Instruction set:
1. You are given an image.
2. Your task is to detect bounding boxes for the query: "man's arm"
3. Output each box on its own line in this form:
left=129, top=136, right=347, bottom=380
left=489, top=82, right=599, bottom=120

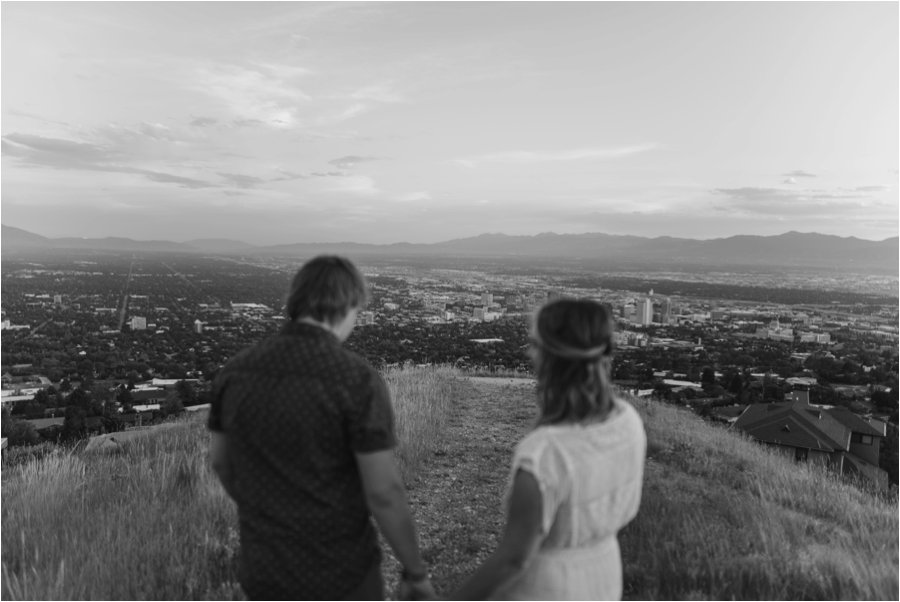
left=449, top=469, right=544, bottom=600
left=355, top=450, right=434, bottom=598
left=209, top=431, right=238, bottom=501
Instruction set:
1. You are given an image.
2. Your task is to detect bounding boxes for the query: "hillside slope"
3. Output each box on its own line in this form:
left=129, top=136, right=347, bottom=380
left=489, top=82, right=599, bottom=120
left=1, top=370, right=897, bottom=600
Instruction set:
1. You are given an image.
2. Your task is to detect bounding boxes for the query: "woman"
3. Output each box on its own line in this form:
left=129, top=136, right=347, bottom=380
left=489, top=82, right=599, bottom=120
left=452, top=298, right=646, bottom=601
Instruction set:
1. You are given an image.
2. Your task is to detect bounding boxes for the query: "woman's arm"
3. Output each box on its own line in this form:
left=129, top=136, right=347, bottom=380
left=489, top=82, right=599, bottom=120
left=450, top=468, right=545, bottom=600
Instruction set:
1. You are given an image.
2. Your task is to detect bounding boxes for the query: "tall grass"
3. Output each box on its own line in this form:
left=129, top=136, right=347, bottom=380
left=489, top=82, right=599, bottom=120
left=1, top=412, right=243, bottom=600
left=621, top=396, right=899, bottom=600
left=2, top=368, right=897, bottom=600
left=382, top=365, right=459, bottom=480
left=0, top=366, right=460, bottom=600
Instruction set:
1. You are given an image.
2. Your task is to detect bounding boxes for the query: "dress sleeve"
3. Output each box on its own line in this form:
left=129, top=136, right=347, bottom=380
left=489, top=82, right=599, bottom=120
left=347, top=368, right=397, bottom=453
left=511, top=431, right=567, bottom=535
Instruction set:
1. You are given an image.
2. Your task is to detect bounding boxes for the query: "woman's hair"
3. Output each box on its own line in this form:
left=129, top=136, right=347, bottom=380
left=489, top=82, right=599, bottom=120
left=532, top=298, right=616, bottom=425
left=285, top=255, right=368, bottom=323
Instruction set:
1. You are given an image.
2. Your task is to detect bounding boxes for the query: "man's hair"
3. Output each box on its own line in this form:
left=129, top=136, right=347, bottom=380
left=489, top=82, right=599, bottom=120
left=532, top=298, right=616, bottom=425
left=285, top=255, right=368, bottom=323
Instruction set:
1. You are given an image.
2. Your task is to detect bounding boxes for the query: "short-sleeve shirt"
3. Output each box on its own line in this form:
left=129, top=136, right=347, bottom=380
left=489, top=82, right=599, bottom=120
left=208, top=320, right=396, bottom=600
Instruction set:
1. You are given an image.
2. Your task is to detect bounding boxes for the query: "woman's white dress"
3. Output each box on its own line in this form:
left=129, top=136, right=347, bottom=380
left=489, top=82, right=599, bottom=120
left=492, top=398, right=647, bottom=601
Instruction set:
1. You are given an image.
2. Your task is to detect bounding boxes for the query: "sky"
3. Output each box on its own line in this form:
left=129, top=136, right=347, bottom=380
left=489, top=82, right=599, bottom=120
left=2, top=1, right=898, bottom=245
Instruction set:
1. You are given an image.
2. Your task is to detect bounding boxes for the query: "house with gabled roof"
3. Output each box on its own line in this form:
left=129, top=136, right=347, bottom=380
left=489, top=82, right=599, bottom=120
left=732, top=389, right=888, bottom=489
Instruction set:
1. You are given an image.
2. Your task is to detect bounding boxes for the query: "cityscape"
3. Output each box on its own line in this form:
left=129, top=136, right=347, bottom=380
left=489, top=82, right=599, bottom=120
left=2, top=246, right=897, bottom=487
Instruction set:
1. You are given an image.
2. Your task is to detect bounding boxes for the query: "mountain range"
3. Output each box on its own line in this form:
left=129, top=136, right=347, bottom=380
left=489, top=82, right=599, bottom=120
left=2, top=224, right=897, bottom=273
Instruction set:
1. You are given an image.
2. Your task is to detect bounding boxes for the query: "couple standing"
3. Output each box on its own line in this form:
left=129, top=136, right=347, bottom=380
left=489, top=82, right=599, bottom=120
left=209, top=256, right=646, bottom=601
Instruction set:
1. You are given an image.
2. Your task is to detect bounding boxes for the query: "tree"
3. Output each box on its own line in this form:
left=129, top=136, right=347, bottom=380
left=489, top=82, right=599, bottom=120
left=62, top=406, right=88, bottom=440
left=33, top=388, right=51, bottom=406
left=175, top=380, right=197, bottom=407
left=872, top=389, right=899, bottom=411
left=116, top=387, right=134, bottom=412
left=162, top=391, right=184, bottom=417
left=6, top=419, right=41, bottom=446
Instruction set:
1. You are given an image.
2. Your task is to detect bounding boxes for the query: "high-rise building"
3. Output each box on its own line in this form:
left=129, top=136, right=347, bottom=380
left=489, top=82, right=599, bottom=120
left=639, top=298, right=654, bottom=326
left=660, top=297, right=672, bottom=324
left=482, top=292, right=493, bottom=306
left=474, top=307, right=486, bottom=321
left=193, top=319, right=204, bottom=334
left=129, top=316, right=147, bottom=330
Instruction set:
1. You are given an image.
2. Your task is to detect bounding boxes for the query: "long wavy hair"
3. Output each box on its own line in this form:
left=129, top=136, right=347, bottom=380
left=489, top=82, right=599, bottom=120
left=532, top=298, right=616, bottom=426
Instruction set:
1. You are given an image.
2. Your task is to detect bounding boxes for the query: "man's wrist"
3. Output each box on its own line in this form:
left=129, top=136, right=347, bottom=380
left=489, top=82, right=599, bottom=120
left=401, top=566, right=429, bottom=583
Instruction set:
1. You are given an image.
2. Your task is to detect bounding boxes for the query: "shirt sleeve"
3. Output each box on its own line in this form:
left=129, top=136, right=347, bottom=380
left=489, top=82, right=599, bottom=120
left=207, top=372, right=226, bottom=433
left=511, top=432, right=567, bottom=535
left=347, top=368, right=396, bottom=453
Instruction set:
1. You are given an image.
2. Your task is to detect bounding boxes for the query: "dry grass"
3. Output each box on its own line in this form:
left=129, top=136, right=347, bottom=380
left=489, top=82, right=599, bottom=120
left=383, top=365, right=459, bottom=480
left=2, top=369, right=897, bottom=600
left=1, top=413, right=243, bottom=600
left=0, top=366, right=459, bottom=600
left=621, top=397, right=899, bottom=600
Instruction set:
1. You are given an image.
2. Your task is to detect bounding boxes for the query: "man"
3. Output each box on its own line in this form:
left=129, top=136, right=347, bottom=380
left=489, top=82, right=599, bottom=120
left=209, top=255, right=435, bottom=600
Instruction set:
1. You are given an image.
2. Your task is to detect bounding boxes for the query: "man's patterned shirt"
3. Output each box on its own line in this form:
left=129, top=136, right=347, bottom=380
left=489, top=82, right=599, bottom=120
left=209, top=320, right=396, bottom=599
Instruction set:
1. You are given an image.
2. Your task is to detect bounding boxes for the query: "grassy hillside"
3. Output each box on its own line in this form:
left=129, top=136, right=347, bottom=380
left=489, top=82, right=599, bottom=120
left=2, top=366, right=897, bottom=600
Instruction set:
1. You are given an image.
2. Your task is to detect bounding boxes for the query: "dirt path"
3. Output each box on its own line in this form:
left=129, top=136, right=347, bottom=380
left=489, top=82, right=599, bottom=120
left=382, top=377, right=537, bottom=597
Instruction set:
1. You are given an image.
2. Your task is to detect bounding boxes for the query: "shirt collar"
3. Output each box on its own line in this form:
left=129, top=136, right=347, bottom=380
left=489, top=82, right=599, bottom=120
left=280, top=319, right=339, bottom=343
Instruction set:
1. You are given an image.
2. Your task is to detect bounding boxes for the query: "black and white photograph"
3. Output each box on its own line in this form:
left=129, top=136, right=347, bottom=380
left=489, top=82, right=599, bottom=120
left=2, top=2, right=897, bottom=600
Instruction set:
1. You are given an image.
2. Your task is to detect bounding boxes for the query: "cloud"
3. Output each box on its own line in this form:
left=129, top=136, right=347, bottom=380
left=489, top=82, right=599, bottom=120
left=315, top=103, right=370, bottom=126
left=92, top=122, right=182, bottom=144
left=143, top=171, right=215, bottom=189
left=454, top=143, right=658, bottom=167
left=3, top=132, right=114, bottom=164
left=348, top=84, right=407, bottom=104
left=218, top=172, right=266, bottom=189
left=190, top=117, right=218, bottom=127
left=394, top=191, right=432, bottom=203
left=712, top=186, right=875, bottom=217
left=328, top=155, right=379, bottom=169
left=323, top=174, right=380, bottom=195
left=2, top=132, right=216, bottom=189
left=782, top=170, right=817, bottom=178
left=7, top=108, right=71, bottom=127
left=193, top=61, right=312, bottom=129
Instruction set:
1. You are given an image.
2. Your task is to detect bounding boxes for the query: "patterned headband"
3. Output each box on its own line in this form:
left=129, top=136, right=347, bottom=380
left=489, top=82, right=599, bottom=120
left=533, top=336, right=608, bottom=360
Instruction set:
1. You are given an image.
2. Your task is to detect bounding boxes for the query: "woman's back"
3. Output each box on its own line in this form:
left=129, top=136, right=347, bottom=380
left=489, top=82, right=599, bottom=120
left=495, top=397, right=646, bottom=600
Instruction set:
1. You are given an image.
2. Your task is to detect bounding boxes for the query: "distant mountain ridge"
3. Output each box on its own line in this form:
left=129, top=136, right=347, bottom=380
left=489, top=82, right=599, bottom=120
left=2, top=224, right=897, bottom=273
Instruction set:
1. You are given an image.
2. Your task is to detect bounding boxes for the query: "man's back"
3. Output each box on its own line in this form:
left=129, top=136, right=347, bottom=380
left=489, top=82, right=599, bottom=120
left=209, top=321, right=395, bottom=599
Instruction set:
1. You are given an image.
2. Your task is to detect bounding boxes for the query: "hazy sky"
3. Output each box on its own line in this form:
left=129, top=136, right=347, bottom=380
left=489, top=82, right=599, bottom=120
left=2, top=2, right=897, bottom=245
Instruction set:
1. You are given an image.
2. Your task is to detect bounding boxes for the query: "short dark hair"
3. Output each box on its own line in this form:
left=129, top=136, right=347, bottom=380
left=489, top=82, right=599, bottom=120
left=532, top=298, right=616, bottom=425
left=285, top=256, right=368, bottom=323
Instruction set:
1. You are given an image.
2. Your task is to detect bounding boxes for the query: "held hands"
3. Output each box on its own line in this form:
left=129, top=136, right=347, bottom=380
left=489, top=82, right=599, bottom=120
left=397, top=574, right=437, bottom=601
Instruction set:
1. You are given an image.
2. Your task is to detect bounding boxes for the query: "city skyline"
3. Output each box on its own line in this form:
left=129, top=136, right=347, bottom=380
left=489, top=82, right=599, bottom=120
left=2, top=2, right=898, bottom=245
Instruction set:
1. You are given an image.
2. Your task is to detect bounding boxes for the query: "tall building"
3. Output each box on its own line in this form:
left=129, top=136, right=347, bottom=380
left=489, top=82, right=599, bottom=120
left=639, top=298, right=654, bottom=326
left=660, top=297, right=672, bottom=324
left=193, top=319, right=204, bottom=334
left=129, top=316, right=147, bottom=331
left=482, top=292, right=493, bottom=306
left=474, top=307, right=486, bottom=321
